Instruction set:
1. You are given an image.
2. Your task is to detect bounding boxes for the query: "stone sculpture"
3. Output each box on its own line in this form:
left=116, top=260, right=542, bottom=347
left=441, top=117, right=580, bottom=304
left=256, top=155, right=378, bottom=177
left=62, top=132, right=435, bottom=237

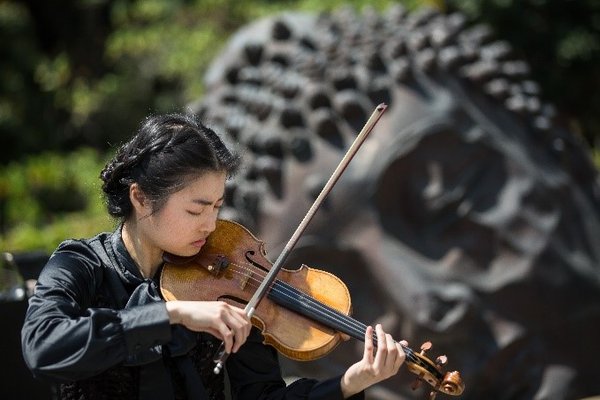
left=192, top=5, right=600, bottom=399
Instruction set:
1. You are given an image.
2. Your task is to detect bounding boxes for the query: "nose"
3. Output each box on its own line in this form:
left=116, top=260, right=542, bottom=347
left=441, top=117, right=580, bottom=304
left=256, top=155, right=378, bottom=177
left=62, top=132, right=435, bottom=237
left=202, top=211, right=218, bottom=235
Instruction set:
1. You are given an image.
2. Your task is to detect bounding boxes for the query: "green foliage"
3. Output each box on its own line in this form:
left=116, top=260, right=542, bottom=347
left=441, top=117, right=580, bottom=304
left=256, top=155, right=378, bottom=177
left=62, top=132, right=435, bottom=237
left=0, top=148, right=114, bottom=252
left=0, top=2, right=65, bottom=163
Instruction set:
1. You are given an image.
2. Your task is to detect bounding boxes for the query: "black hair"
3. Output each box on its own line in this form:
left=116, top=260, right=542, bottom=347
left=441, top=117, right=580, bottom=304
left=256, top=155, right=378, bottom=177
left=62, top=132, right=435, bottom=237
left=100, top=113, right=240, bottom=219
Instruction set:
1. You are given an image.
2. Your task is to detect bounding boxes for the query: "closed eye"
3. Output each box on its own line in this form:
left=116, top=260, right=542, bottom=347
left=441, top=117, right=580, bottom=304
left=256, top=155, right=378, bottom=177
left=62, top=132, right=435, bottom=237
left=188, top=203, right=223, bottom=216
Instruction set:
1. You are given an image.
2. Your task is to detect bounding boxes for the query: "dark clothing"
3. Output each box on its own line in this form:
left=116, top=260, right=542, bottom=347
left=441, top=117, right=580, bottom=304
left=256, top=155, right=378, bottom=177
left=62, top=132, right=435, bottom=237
left=21, top=227, right=363, bottom=400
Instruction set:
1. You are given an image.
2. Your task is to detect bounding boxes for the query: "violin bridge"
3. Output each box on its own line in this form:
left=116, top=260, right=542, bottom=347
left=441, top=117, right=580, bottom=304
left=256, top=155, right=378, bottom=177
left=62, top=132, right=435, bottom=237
left=238, top=270, right=253, bottom=291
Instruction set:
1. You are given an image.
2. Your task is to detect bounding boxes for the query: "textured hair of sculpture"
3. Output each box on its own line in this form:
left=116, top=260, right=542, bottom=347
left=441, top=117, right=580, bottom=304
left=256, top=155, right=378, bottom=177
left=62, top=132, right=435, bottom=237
left=192, top=5, right=600, bottom=399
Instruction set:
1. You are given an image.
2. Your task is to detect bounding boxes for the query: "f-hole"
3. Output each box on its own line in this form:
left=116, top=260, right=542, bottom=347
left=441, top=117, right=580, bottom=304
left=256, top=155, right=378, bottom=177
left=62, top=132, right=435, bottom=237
left=245, top=250, right=269, bottom=273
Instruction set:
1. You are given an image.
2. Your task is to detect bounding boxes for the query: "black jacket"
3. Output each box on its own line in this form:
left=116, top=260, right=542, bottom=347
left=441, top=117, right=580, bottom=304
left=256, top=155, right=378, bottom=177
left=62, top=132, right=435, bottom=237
left=21, top=227, right=363, bottom=400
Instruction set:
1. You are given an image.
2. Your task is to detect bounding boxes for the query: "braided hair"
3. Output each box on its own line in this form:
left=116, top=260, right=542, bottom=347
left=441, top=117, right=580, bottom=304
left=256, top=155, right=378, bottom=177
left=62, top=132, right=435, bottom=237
left=100, top=113, right=239, bottom=219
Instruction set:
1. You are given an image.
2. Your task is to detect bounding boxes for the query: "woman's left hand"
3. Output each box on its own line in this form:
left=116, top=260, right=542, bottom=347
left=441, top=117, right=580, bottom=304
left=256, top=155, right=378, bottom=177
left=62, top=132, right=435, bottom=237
left=340, top=324, right=406, bottom=398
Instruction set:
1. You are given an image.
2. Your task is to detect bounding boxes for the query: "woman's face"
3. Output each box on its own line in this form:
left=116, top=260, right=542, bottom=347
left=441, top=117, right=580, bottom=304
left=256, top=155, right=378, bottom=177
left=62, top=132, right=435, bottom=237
left=141, top=170, right=227, bottom=257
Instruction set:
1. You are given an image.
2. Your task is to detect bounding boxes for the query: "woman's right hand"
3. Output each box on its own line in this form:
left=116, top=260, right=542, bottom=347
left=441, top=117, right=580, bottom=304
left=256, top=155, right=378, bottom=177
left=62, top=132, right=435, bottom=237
left=165, top=300, right=252, bottom=354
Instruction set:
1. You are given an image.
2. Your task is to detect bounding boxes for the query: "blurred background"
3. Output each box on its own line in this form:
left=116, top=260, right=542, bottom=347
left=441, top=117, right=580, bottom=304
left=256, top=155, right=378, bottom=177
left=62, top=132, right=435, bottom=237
left=1, top=0, right=599, bottom=253
left=1, top=0, right=599, bottom=399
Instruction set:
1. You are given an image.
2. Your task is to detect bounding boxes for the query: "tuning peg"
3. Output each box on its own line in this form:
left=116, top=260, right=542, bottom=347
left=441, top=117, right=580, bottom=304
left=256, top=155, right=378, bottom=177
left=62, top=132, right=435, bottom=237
left=435, top=355, right=448, bottom=366
left=420, top=341, right=432, bottom=355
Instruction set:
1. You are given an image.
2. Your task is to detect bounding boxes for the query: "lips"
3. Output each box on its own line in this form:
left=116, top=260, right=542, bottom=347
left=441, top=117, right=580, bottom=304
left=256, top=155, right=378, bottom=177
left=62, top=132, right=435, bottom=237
left=191, top=239, right=206, bottom=248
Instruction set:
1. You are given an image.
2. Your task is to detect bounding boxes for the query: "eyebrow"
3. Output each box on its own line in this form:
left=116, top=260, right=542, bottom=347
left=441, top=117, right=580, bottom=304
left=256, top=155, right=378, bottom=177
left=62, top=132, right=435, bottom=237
left=191, top=195, right=224, bottom=206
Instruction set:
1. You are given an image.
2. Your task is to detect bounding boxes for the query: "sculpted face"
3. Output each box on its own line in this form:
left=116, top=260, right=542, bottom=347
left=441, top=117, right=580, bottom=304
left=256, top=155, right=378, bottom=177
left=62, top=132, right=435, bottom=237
left=197, top=7, right=600, bottom=399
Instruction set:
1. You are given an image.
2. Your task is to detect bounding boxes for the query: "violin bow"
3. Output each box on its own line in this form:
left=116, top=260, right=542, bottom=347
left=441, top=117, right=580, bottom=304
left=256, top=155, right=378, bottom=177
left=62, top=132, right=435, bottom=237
left=213, top=103, right=388, bottom=374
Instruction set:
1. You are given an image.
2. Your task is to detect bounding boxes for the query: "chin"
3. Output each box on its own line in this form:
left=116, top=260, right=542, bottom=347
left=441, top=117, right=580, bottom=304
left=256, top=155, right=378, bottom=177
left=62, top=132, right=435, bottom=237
left=185, top=246, right=204, bottom=256
left=166, top=247, right=201, bottom=259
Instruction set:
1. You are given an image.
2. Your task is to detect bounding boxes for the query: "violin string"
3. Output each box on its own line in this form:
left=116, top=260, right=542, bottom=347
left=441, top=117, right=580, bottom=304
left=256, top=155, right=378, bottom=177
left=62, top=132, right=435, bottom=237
left=219, top=261, right=422, bottom=365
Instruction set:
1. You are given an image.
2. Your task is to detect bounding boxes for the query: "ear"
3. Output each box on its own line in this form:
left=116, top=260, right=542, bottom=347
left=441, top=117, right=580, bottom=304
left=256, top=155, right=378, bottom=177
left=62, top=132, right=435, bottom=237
left=129, top=183, right=150, bottom=215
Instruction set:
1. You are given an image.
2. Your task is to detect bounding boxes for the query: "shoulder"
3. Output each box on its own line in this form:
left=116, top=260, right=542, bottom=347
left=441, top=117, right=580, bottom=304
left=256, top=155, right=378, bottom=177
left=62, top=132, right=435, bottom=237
left=38, top=232, right=113, bottom=288
left=55, top=231, right=107, bottom=255
left=50, top=232, right=111, bottom=267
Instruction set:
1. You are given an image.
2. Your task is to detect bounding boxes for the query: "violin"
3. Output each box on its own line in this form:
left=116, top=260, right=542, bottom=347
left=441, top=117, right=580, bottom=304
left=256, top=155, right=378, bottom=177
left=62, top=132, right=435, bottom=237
left=160, top=219, right=465, bottom=399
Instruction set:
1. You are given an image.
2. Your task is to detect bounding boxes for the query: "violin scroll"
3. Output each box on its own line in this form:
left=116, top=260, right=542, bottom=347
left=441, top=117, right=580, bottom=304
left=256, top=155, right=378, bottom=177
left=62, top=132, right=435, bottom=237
left=439, top=371, right=465, bottom=395
left=404, top=341, right=465, bottom=399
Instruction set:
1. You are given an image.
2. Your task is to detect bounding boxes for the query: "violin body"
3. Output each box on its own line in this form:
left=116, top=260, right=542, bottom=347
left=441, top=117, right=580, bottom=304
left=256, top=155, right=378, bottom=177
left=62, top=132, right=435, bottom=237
left=160, top=219, right=352, bottom=361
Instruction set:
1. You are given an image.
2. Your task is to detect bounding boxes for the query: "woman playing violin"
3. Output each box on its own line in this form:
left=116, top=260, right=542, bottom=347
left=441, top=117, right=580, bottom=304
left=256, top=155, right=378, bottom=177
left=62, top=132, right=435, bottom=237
left=21, top=113, right=405, bottom=400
